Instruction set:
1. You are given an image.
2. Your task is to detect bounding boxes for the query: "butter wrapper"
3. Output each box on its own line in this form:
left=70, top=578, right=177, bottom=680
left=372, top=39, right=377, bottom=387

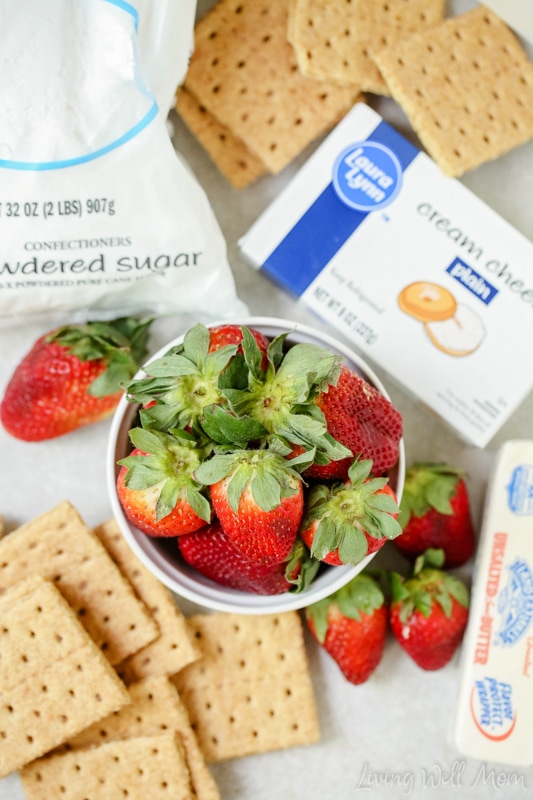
left=453, top=440, right=533, bottom=766
left=239, top=103, right=533, bottom=447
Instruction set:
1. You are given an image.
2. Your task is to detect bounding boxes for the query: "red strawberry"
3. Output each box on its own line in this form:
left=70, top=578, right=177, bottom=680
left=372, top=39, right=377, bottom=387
left=306, top=573, right=388, bottom=685
left=305, top=365, right=403, bottom=481
left=117, top=427, right=211, bottom=537
left=124, top=322, right=241, bottom=433
left=395, top=463, right=476, bottom=567
left=178, top=522, right=318, bottom=594
left=208, top=324, right=270, bottom=369
left=300, top=457, right=402, bottom=566
left=194, top=449, right=306, bottom=565
left=221, top=335, right=353, bottom=466
left=389, top=549, right=470, bottom=671
left=1, top=316, right=153, bottom=441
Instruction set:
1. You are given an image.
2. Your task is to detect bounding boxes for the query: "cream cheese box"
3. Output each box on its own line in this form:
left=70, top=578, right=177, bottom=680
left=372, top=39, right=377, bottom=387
left=239, top=103, right=533, bottom=447
left=453, top=440, right=533, bottom=766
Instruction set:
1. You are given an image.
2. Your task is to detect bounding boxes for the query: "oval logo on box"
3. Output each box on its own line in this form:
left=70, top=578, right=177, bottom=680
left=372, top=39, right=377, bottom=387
left=332, top=140, right=403, bottom=212
left=469, top=677, right=517, bottom=741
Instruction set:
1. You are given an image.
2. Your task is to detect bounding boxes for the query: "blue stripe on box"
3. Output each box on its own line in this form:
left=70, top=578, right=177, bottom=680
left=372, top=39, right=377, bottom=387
left=261, top=119, right=419, bottom=296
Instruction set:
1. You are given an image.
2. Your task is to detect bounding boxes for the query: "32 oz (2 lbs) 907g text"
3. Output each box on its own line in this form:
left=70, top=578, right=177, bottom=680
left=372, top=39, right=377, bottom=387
left=0, top=198, right=116, bottom=219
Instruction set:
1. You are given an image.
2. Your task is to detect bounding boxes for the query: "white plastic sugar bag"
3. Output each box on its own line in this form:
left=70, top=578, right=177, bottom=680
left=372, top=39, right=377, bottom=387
left=0, top=0, right=247, bottom=324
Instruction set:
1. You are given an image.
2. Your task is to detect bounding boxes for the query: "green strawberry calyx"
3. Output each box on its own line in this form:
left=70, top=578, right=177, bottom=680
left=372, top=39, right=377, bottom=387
left=48, top=316, right=154, bottom=397
left=118, top=426, right=212, bottom=523
left=306, top=572, right=385, bottom=643
left=123, top=322, right=239, bottom=431
left=284, top=539, right=320, bottom=593
left=399, top=462, right=466, bottom=528
left=194, top=448, right=307, bottom=513
left=390, top=548, right=470, bottom=624
left=302, top=457, right=402, bottom=565
left=221, top=331, right=352, bottom=464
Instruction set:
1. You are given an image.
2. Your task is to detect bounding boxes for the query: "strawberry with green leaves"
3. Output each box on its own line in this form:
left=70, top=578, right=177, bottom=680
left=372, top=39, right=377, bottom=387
left=207, top=323, right=270, bottom=369
left=305, top=365, right=403, bottom=481
left=306, top=573, right=388, bottom=685
left=123, top=322, right=243, bottom=433
left=300, top=458, right=402, bottom=566
left=194, top=448, right=310, bottom=565
left=220, top=328, right=353, bottom=467
left=395, top=463, right=476, bottom=567
left=1, top=316, right=153, bottom=441
left=178, top=522, right=319, bottom=595
left=117, top=427, right=212, bottom=537
left=389, top=549, right=470, bottom=671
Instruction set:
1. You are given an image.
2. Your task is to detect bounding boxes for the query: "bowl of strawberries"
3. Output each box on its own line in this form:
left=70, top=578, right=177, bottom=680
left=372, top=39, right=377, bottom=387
left=107, top=317, right=405, bottom=613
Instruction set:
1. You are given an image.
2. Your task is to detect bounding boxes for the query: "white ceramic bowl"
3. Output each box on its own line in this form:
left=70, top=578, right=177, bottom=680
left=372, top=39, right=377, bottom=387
left=107, top=317, right=405, bottom=614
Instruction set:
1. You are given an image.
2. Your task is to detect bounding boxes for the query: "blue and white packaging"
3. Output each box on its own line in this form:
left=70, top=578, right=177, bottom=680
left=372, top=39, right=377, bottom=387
left=453, top=440, right=533, bottom=766
left=239, top=103, right=533, bottom=448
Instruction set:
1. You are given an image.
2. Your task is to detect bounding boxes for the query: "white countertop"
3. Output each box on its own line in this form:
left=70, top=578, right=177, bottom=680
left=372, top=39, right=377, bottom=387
left=1, top=0, right=533, bottom=797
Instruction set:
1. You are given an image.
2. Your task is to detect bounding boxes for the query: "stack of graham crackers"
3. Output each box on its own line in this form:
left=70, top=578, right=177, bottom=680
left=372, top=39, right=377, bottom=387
left=176, top=0, right=533, bottom=186
left=0, top=502, right=320, bottom=800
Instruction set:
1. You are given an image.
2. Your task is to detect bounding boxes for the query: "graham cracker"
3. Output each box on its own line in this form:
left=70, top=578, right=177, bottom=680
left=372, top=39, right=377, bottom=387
left=373, top=6, right=533, bottom=176
left=0, top=502, right=158, bottom=665
left=176, top=85, right=267, bottom=188
left=183, top=0, right=360, bottom=174
left=93, top=518, right=200, bottom=682
left=0, top=576, right=129, bottom=778
left=67, top=676, right=220, bottom=800
left=172, top=611, right=320, bottom=762
left=288, top=0, right=445, bottom=94
left=21, top=734, right=193, bottom=800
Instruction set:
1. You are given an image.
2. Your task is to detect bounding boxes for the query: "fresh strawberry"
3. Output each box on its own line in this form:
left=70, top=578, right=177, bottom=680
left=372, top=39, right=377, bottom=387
left=300, top=458, right=402, bottom=566
left=194, top=449, right=308, bottom=565
left=306, top=573, right=388, bottom=685
left=395, top=463, right=476, bottom=567
left=178, top=522, right=318, bottom=594
left=389, top=549, right=470, bottom=671
left=116, top=427, right=211, bottom=537
left=207, top=324, right=270, bottom=369
left=305, top=365, right=403, bottom=481
left=220, top=331, right=353, bottom=466
left=124, top=322, right=242, bottom=433
left=1, top=316, right=153, bottom=441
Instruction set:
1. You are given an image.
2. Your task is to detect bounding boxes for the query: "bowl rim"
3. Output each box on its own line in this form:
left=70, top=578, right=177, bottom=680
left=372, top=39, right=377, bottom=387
left=106, top=316, right=405, bottom=614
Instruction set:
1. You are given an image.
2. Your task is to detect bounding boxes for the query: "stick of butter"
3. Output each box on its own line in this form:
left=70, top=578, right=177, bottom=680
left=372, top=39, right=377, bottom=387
left=453, top=440, right=533, bottom=765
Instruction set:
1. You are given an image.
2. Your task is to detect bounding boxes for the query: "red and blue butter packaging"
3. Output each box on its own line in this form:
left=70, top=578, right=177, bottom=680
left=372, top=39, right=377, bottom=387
left=453, top=440, right=533, bottom=765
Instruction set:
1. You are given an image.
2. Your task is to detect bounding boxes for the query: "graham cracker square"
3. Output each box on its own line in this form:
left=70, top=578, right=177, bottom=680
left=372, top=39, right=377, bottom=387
left=373, top=5, right=533, bottom=176
left=66, top=675, right=220, bottom=800
left=0, top=576, right=129, bottom=778
left=172, top=611, right=320, bottom=761
left=0, top=502, right=158, bottom=665
left=176, top=85, right=267, bottom=188
left=93, top=518, right=200, bottom=682
left=183, top=0, right=360, bottom=174
left=20, top=734, right=193, bottom=800
left=288, top=0, right=445, bottom=94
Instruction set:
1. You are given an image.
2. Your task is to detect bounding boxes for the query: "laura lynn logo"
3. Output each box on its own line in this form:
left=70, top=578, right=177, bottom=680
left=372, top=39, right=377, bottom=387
left=332, top=140, right=403, bottom=212
left=355, top=759, right=528, bottom=795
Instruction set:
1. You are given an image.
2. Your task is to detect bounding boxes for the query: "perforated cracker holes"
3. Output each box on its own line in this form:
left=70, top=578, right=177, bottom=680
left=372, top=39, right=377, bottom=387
left=0, top=502, right=158, bottom=665
left=374, top=6, right=533, bottom=176
left=288, top=0, right=445, bottom=94
left=0, top=577, right=129, bottom=778
left=183, top=0, right=359, bottom=173
left=173, top=612, right=320, bottom=761
left=20, top=734, right=193, bottom=800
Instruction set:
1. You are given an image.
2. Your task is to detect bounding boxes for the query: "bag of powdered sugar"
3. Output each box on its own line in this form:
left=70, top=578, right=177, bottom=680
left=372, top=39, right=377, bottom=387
left=0, top=0, right=247, bottom=324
